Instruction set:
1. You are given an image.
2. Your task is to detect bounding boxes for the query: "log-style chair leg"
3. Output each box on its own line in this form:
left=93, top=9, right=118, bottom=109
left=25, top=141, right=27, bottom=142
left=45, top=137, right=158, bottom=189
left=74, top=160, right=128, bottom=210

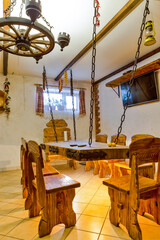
left=29, top=186, right=41, bottom=218
left=39, top=218, right=52, bottom=238
left=157, top=189, right=160, bottom=224
left=23, top=186, right=28, bottom=198
left=93, top=161, right=100, bottom=175
left=68, top=160, right=77, bottom=169
left=85, top=161, right=94, bottom=171
left=62, top=189, right=76, bottom=227
left=25, top=192, right=32, bottom=210
left=99, top=161, right=110, bottom=178
left=108, top=188, right=120, bottom=227
left=128, top=205, right=142, bottom=240
left=38, top=189, right=76, bottom=238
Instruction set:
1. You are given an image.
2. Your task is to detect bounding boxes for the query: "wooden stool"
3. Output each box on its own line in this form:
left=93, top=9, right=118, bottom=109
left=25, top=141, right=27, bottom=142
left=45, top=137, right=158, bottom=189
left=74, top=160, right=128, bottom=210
left=85, top=133, right=108, bottom=173
left=103, top=137, right=160, bottom=240
left=28, top=140, right=80, bottom=238
left=114, top=134, right=155, bottom=179
left=99, top=134, right=126, bottom=178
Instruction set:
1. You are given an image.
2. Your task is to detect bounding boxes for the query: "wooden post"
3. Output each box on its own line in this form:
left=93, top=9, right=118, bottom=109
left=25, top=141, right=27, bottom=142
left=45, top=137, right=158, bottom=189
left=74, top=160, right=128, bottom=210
left=3, top=0, right=10, bottom=76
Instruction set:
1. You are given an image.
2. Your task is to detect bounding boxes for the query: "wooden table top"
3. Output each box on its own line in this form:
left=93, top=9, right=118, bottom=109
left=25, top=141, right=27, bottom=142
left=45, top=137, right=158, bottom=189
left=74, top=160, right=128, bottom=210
left=41, top=140, right=129, bottom=161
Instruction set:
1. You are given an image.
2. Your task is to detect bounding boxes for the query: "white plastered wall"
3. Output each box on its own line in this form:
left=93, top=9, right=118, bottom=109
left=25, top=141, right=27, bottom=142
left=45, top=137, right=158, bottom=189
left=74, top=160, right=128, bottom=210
left=0, top=74, right=92, bottom=171
left=99, top=53, right=160, bottom=146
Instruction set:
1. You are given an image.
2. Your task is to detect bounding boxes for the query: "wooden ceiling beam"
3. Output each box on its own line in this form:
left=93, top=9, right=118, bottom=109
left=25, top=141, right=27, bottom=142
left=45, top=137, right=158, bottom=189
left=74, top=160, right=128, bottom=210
left=3, top=0, right=10, bottom=76
left=95, top=46, right=160, bottom=85
left=55, top=0, right=143, bottom=81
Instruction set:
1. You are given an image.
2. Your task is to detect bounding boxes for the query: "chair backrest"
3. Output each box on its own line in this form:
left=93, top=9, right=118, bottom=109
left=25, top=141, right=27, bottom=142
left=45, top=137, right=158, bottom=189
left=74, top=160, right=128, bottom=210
left=131, top=134, right=154, bottom=143
left=129, top=137, right=160, bottom=170
left=21, top=138, right=29, bottom=185
left=96, top=133, right=108, bottom=143
left=28, top=140, right=46, bottom=204
left=111, top=134, right=126, bottom=146
left=28, top=140, right=44, bottom=168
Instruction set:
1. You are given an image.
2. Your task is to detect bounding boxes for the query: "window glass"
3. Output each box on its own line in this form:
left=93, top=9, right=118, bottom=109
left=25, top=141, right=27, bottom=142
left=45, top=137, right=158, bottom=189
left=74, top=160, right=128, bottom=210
left=43, top=87, right=79, bottom=113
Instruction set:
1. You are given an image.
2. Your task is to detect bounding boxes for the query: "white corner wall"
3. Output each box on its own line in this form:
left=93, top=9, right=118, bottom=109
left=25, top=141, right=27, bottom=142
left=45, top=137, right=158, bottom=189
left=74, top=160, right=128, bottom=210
left=99, top=53, right=160, bottom=146
left=0, top=74, right=91, bottom=171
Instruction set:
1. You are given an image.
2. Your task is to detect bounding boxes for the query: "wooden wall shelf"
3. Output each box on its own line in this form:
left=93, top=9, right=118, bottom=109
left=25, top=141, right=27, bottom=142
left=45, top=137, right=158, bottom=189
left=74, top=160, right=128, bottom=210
left=106, top=59, right=160, bottom=88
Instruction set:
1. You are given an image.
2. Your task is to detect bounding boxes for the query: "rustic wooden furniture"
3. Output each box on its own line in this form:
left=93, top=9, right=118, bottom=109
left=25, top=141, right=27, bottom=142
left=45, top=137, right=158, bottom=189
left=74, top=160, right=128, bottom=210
left=43, top=119, right=71, bottom=143
left=85, top=133, right=108, bottom=172
left=103, top=137, right=160, bottom=240
left=20, top=138, right=28, bottom=198
left=99, top=134, right=127, bottom=178
left=21, top=138, right=59, bottom=208
left=27, top=140, right=80, bottom=238
left=41, top=140, right=129, bottom=161
left=114, top=134, right=155, bottom=179
left=44, top=119, right=76, bottom=169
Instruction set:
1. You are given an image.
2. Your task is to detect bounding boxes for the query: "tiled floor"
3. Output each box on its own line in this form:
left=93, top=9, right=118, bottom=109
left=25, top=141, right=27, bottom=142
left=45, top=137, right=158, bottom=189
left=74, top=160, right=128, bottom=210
left=0, top=162, right=160, bottom=240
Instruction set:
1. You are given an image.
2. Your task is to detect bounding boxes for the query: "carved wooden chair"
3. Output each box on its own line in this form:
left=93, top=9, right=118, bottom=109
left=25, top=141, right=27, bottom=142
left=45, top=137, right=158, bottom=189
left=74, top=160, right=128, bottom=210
left=99, top=134, right=126, bottom=178
left=21, top=138, right=59, bottom=209
left=20, top=138, right=28, bottom=198
left=85, top=133, right=108, bottom=172
left=27, top=140, right=80, bottom=238
left=103, top=137, right=160, bottom=240
left=114, top=134, right=155, bottom=179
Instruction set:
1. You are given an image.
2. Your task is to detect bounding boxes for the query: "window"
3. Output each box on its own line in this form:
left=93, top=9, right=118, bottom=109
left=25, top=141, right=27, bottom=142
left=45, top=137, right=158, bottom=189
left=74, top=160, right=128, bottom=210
left=43, top=87, right=80, bottom=113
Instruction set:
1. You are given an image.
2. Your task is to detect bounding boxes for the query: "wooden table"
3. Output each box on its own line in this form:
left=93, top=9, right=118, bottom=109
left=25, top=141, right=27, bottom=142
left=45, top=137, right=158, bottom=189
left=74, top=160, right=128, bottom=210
left=41, top=140, right=129, bottom=162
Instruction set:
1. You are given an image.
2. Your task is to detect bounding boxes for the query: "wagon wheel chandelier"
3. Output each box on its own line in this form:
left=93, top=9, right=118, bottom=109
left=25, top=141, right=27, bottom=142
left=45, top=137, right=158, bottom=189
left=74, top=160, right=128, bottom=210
left=0, top=0, right=70, bottom=63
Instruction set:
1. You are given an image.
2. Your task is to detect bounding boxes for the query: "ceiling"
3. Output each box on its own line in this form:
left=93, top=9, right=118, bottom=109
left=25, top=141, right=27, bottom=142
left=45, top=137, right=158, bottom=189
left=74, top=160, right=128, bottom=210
left=0, top=0, right=160, bottom=82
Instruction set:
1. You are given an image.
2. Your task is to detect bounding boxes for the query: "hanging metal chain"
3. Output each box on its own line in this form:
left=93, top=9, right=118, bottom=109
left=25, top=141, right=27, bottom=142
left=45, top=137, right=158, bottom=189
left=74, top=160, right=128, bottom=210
left=3, top=0, right=17, bottom=17
left=41, top=15, right=53, bottom=32
left=43, top=66, right=58, bottom=142
left=88, top=0, right=97, bottom=147
left=70, top=69, right=77, bottom=141
left=19, top=0, right=25, bottom=18
left=115, top=0, right=150, bottom=144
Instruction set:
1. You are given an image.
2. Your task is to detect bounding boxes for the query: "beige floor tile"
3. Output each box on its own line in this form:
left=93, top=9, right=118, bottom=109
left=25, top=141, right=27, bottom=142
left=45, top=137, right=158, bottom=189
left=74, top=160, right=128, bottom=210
left=31, top=215, right=42, bottom=222
left=7, top=219, right=39, bottom=240
left=76, top=213, right=81, bottom=221
left=1, top=236, right=22, bottom=240
left=32, top=225, right=72, bottom=240
left=5, top=197, right=25, bottom=207
left=66, top=229, right=99, bottom=240
left=140, top=223, right=160, bottom=240
left=7, top=206, right=29, bottom=219
left=101, top=219, right=131, bottom=240
left=90, top=195, right=110, bottom=206
left=0, top=186, right=21, bottom=194
left=95, top=189, right=109, bottom=197
left=83, top=204, right=109, bottom=218
left=74, top=193, right=93, bottom=203
left=73, top=202, right=87, bottom=214
left=0, top=192, right=20, bottom=202
left=99, top=235, right=123, bottom=240
left=75, top=214, right=105, bottom=233
left=138, top=213, right=159, bottom=226
left=0, top=215, right=23, bottom=235
left=0, top=202, right=19, bottom=215
left=77, top=188, right=97, bottom=196
left=99, top=185, right=109, bottom=191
